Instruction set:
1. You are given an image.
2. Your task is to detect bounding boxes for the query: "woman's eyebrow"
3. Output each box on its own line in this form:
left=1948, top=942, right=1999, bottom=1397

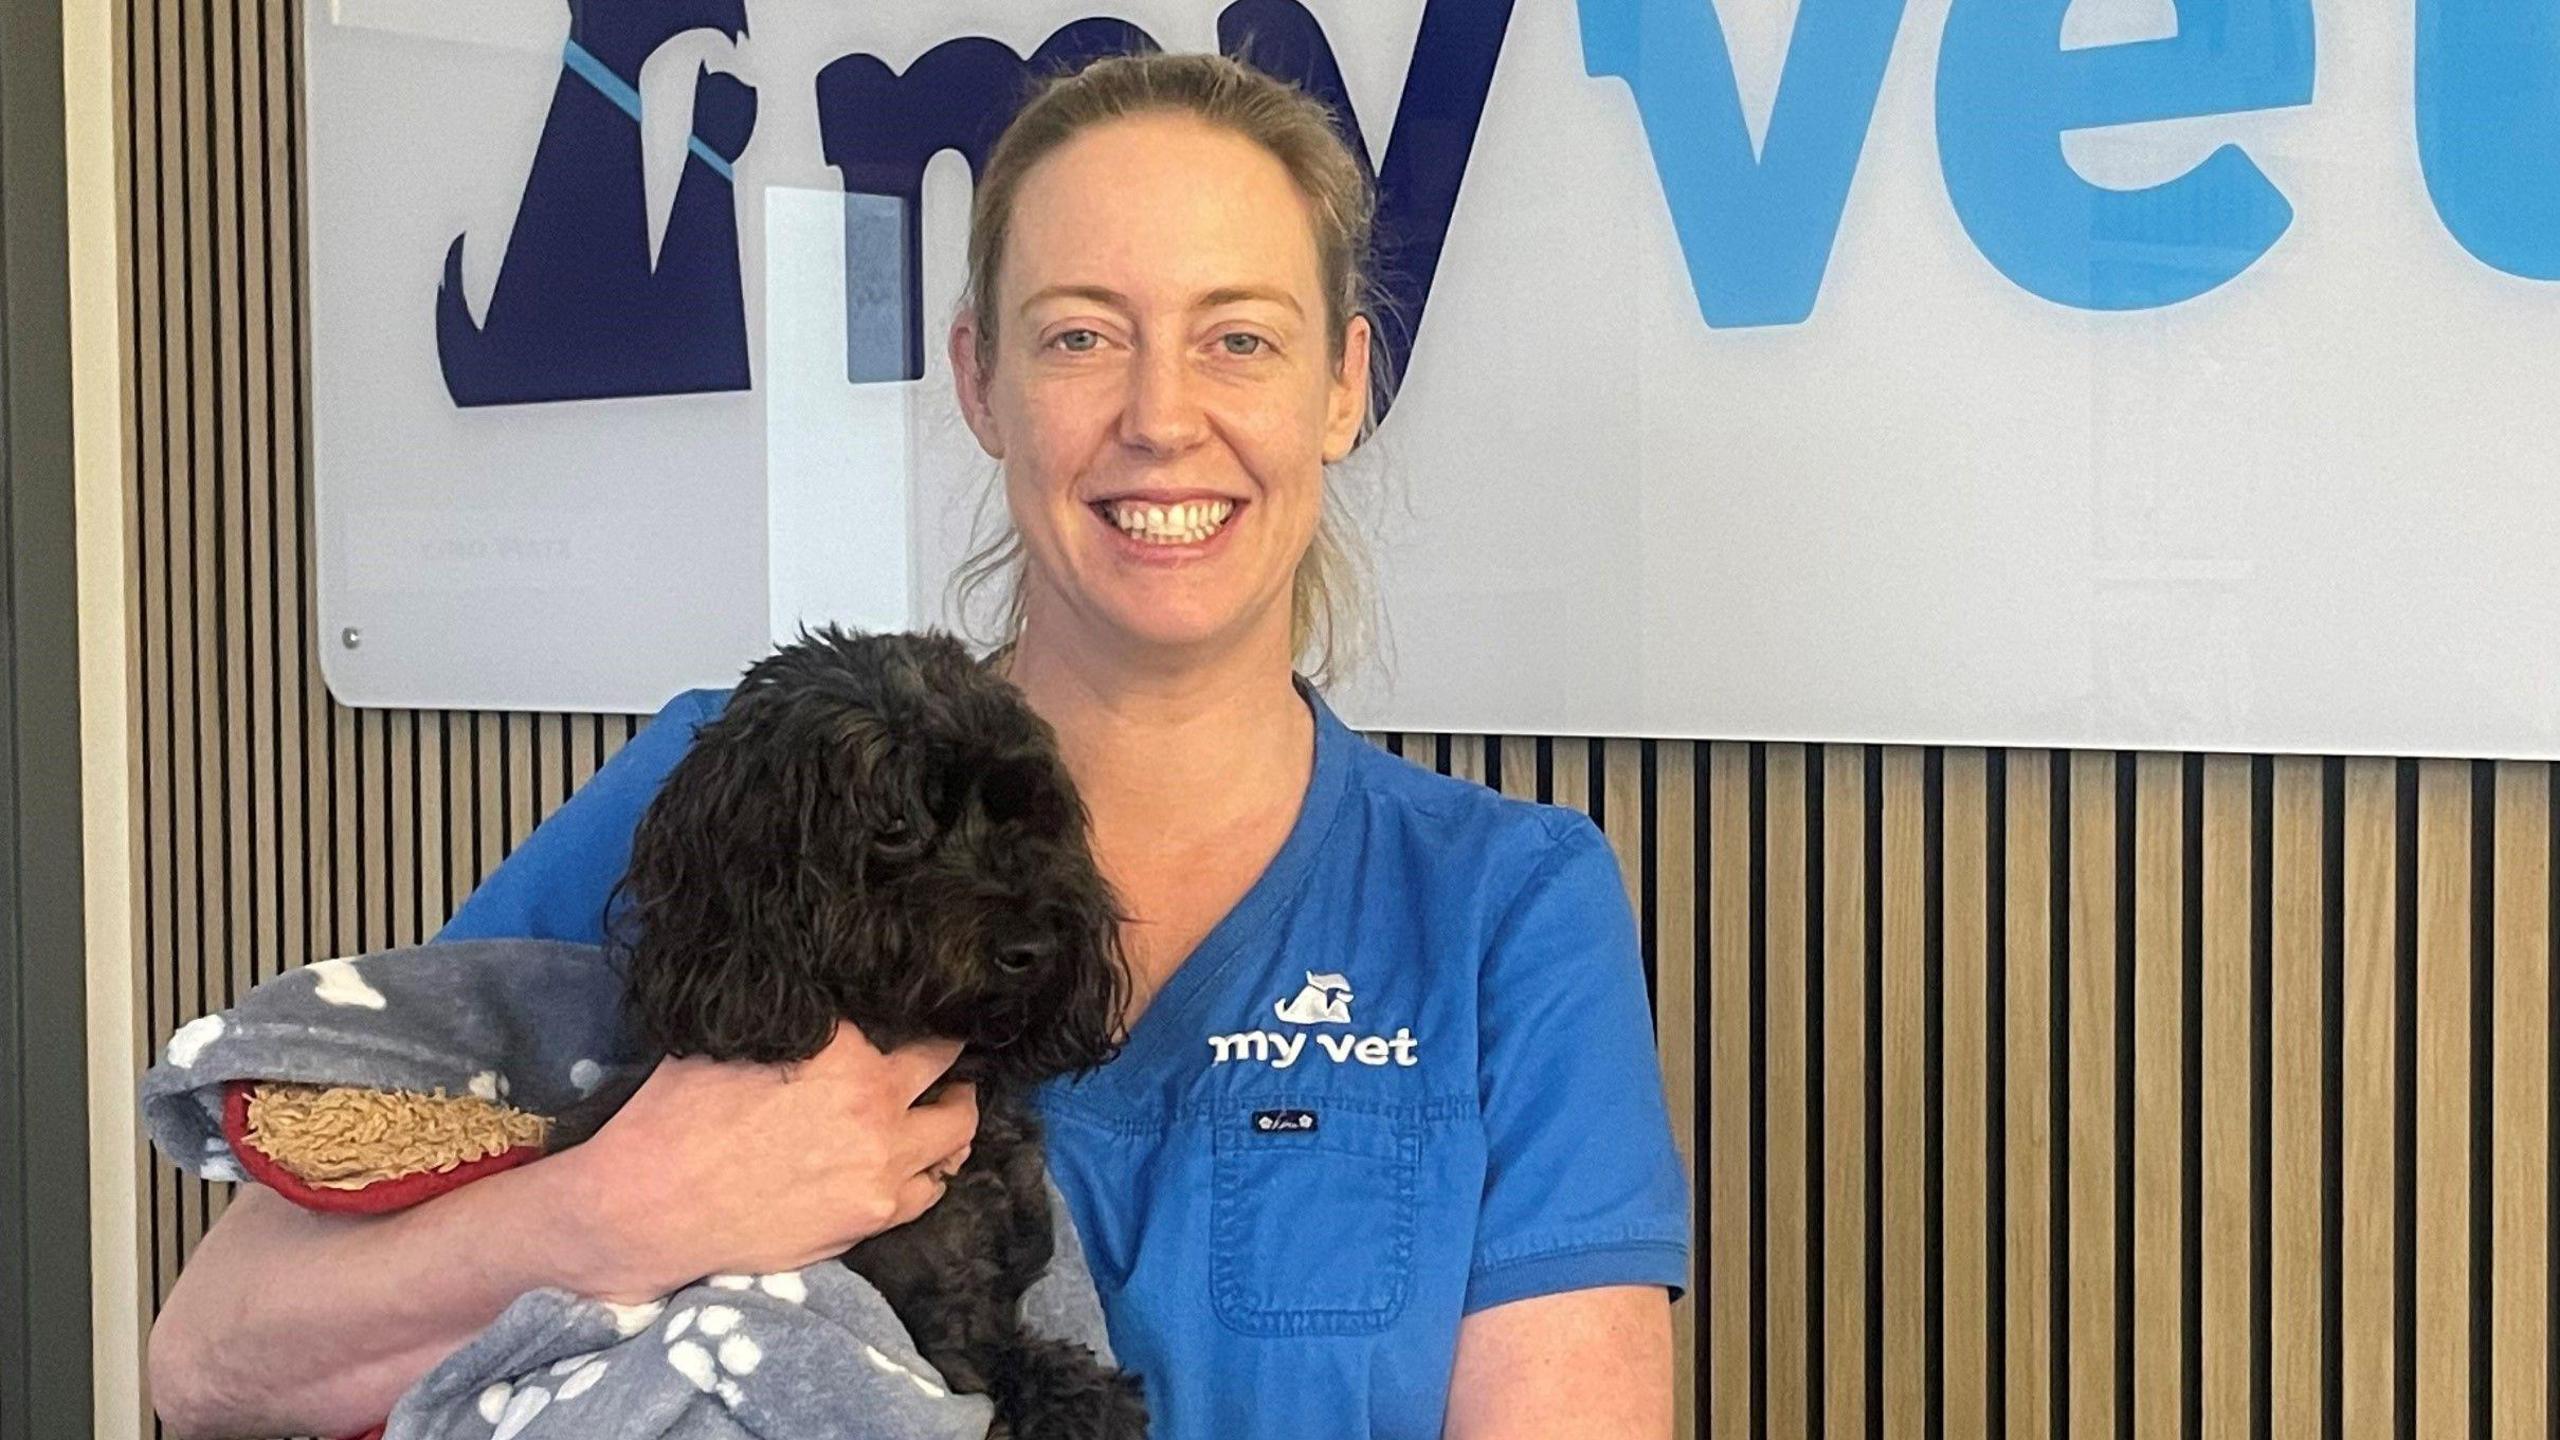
left=1018, top=283, right=1132, bottom=315
left=1196, top=286, right=1302, bottom=315
left=1016, top=284, right=1303, bottom=316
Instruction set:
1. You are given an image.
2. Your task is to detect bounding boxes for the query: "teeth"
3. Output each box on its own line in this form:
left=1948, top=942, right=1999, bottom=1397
left=1103, top=499, right=1236, bottom=545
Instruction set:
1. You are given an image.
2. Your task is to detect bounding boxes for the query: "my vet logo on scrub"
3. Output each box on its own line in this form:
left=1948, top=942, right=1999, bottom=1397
left=1208, top=971, right=1421, bottom=1070
left=1272, top=971, right=1354, bottom=1026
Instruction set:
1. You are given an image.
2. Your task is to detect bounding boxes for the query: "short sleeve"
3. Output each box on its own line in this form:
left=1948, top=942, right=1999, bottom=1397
left=437, top=688, right=727, bottom=946
left=1465, top=816, right=1691, bottom=1313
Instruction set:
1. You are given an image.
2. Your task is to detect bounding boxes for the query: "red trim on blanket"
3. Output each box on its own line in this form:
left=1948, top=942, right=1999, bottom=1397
left=219, top=1081, right=545, bottom=1215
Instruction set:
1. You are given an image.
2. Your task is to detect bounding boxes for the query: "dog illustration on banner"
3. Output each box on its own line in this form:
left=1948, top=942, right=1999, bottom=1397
left=431, top=0, right=1514, bottom=411
left=1273, top=972, right=1354, bottom=1026
left=435, top=0, right=760, bottom=406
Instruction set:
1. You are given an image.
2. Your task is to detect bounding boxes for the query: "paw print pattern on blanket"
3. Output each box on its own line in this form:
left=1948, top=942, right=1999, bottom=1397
left=664, top=1300, right=762, bottom=1409
left=469, top=1349, right=614, bottom=1436
left=305, top=956, right=388, bottom=1008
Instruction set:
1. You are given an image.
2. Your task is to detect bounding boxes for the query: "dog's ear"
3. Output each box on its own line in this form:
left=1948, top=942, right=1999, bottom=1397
left=615, top=723, right=855, bottom=1064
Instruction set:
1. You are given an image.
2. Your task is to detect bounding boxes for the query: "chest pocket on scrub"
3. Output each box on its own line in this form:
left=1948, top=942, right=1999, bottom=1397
left=1210, top=1099, right=1420, bottom=1336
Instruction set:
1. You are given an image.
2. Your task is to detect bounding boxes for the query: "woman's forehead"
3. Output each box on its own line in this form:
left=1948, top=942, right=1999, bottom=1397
left=1001, top=114, right=1324, bottom=309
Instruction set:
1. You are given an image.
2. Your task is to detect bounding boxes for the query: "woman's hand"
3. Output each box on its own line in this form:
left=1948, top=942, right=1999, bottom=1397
left=559, top=1022, right=980, bottom=1302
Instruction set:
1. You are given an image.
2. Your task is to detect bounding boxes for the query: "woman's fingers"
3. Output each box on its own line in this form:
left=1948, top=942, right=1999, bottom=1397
left=872, top=1032, right=966, bottom=1103
left=892, top=1081, right=979, bottom=1173
left=888, top=1169, right=953, bottom=1230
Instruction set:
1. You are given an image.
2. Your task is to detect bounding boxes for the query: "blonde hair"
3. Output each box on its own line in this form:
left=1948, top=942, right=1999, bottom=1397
left=948, top=50, right=1390, bottom=686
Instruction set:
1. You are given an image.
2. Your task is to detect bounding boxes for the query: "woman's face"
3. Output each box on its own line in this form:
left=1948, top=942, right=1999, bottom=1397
left=952, top=113, right=1371, bottom=669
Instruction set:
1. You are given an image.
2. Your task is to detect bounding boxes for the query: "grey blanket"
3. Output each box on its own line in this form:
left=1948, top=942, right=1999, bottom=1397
left=140, top=939, right=1114, bottom=1440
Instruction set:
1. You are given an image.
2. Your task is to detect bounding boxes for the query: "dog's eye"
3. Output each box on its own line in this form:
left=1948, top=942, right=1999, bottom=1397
left=875, top=815, right=912, bottom=842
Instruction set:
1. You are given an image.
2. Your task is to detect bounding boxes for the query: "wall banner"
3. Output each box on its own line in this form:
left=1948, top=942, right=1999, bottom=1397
left=311, top=0, right=2560, bottom=756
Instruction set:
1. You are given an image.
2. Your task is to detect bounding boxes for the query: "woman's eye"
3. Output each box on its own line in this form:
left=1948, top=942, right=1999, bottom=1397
left=1219, top=333, right=1267, bottom=357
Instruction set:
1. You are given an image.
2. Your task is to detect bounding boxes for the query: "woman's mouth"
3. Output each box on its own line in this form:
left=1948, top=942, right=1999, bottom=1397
left=1092, top=497, right=1239, bottom=547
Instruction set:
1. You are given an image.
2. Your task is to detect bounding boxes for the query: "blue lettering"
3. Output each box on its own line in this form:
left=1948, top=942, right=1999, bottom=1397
left=1576, top=0, right=1910, bottom=328
left=1935, top=0, right=2315, bottom=311
left=1220, top=0, right=1518, bottom=403
left=814, top=19, right=1157, bottom=386
left=814, top=0, right=1514, bottom=415
left=2417, top=0, right=2560, bottom=280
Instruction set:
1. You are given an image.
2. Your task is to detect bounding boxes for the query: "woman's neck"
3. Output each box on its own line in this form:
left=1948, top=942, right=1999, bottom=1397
left=1003, top=619, right=1313, bottom=836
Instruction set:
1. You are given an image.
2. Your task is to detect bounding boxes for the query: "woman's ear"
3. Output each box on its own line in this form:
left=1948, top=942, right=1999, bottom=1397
left=1323, top=313, right=1373, bottom=463
left=950, top=317, right=1007, bottom=460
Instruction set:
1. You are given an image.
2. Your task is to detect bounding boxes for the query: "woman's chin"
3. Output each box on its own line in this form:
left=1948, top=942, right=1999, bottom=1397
left=1085, top=594, right=1274, bottom=663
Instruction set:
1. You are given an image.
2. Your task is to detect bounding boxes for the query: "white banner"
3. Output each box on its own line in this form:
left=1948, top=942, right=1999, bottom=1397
left=310, top=0, right=2560, bottom=757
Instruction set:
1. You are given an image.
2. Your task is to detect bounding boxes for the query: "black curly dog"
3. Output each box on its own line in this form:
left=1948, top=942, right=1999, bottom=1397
left=613, top=627, right=1148, bottom=1439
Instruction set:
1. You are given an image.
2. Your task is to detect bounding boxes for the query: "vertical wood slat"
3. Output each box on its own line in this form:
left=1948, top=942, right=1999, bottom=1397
left=2270, top=756, right=2326, bottom=1439
left=2200, top=756, right=2253, bottom=1438
left=475, top=711, right=505, bottom=897
left=2068, top=751, right=2120, bottom=1440
left=1824, top=744, right=1870, bottom=1440
left=1941, top=749, right=1991, bottom=1440
left=2491, top=764, right=2551, bottom=1440
left=1605, top=740, right=1643, bottom=931
left=174, top=0, right=215, bottom=1268
left=2134, top=752, right=2182, bottom=1439
left=1445, top=734, right=1485, bottom=787
left=2004, top=752, right=2055, bottom=1440
left=1764, top=745, right=1810, bottom=1440
left=211, top=0, right=251, bottom=1048
left=1654, top=742, right=1699, bottom=1440
left=257, top=0, right=305, bottom=991
left=233, top=0, right=279, bottom=1003
left=135, top=0, right=178, bottom=1323
left=2416, top=761, right=2471, bottom=1438
left=2343, top=757, right=2398, bottom=1440
left=1498, top=735, right=1537, bottom=806
left=388, top=710, right=416, bottom=947
left=1708, top=742, right=1750, bottom=1440
left=1883, top=747, right=1926, bottom=1440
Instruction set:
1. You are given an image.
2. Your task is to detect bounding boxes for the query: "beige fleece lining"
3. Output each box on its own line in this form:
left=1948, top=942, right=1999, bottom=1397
left=243, top=1082, right=551, bottom=1190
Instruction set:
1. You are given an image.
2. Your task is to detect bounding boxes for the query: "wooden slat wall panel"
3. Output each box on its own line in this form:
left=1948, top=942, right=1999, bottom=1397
left=2069, top=750, right=2120, bottom=1440
left=2343, top=759, right=2399, bottom=1440
left=2271, top=756, right=2326, bottom=1439
left=2418, top=762, right=2472, bottom=1439
left=2493, top=765, right=2552, bottom=1440
left=1823, top=744, right=1872, bottom=1440
left=1707, top=742, right=1750, bottom=1440
left=120, top=8, right=2560, bottom=1437
left=1882, top=748, right=1927, bottom=1440
left=2134, top=751, right=2181, bottom=1438
left=2200, top=756, right=2251, bottom=1440
left=1653, top=741, right=1699, bottom=1437
left=1941, top=749, right=1990, bottom=1440
left=2004, top=751, right=2055, bottom=1440
left=1765, top=745, right=1811, bottom=1440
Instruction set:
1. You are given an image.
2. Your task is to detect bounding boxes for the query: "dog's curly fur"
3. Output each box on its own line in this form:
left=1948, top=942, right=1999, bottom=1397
left=614, top=627, right=1148, bottom=1439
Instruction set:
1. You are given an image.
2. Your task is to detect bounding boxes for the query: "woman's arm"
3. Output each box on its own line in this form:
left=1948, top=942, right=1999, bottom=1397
left=151, top=1025, right=978, bottom=1438
left=1443, top=1286, right=1673, bottom=1438
left=150, top=1151, right=611, bottom=1438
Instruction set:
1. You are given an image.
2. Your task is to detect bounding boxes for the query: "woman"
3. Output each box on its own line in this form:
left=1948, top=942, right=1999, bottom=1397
left=151, top=52, right=1686, bottom=1439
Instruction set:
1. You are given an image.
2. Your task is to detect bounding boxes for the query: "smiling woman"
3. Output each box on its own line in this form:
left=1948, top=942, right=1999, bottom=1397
left=148, top=50, right=1685, bottom=1440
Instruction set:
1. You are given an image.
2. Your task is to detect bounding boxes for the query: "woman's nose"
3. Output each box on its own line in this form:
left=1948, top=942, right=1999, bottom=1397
left=1117, top=346, right=1208, bottom=455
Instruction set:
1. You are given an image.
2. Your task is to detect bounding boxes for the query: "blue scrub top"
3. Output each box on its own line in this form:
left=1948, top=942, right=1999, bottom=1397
left=443, top=686, right=1690, bottom=1438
